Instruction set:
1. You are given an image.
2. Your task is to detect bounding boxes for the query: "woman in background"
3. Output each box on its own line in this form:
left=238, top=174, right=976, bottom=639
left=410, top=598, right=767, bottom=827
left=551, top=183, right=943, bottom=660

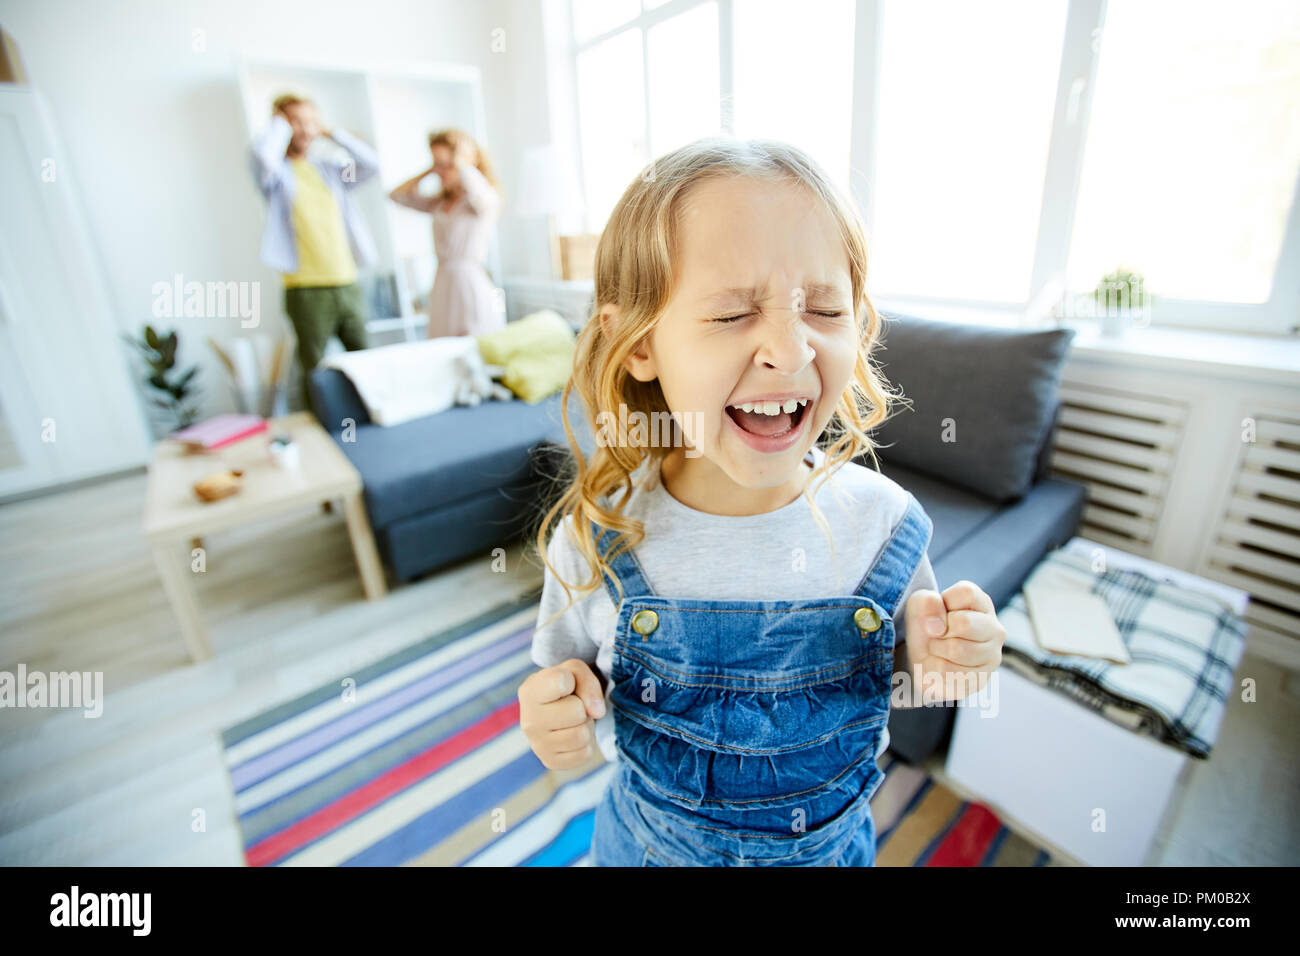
left=389, top=129, right=505, bottom=337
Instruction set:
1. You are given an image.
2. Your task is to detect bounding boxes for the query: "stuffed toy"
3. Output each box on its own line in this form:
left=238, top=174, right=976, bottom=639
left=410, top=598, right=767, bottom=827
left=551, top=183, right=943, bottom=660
left=453, top=347, right=513, bottom=406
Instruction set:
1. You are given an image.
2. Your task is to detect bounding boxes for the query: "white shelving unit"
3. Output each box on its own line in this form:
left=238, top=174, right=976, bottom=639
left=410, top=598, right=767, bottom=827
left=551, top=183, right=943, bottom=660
left=236, top=55, right=498, bottom=343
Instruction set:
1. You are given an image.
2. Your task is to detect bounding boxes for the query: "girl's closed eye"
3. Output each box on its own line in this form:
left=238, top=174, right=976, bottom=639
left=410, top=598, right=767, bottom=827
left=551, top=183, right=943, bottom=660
left=709, top=309, right=846, bottom=323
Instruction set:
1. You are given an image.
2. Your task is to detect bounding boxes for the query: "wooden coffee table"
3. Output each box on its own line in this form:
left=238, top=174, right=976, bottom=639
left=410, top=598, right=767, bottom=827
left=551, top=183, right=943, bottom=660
left=142, top=412, right=387, bottom=662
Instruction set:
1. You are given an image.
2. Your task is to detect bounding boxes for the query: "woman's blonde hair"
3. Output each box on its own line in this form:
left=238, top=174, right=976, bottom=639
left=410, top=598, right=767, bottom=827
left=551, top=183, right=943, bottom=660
left=428, top=128, right=504, bottom=205
left=271, top=92, right=312, bottom=114
left=530, top=135, right=905, bottom=631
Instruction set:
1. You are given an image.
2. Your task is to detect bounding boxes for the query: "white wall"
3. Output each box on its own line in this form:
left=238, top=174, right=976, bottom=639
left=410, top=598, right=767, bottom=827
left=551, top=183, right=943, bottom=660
left=0, top=0, right=557, bottom=419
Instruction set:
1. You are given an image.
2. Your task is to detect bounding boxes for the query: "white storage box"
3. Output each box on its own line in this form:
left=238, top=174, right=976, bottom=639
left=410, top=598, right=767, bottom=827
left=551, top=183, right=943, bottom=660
left=945, top=666, right=1188, bottom=866
left=943, top=539, right=1249, bottom=867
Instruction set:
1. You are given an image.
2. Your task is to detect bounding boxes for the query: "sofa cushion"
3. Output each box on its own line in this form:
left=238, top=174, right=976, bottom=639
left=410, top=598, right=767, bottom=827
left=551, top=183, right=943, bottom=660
left=337, top=394, right=568, bottom=529
left=878, top=459, right=1087, bottom=609
left=475, top=310, right=577, bottom=404
left=869, top=313, right=1075, bottom=503
left=381, top=480, right=541, bottom=582
left=310, top=367, right=371, bottom=429
left=876, top=464, right=999, bottom=560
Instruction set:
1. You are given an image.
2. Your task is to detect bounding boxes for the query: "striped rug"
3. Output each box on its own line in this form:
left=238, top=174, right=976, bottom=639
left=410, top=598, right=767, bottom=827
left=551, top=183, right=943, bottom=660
left=220, top=591, right=1059, bottom=867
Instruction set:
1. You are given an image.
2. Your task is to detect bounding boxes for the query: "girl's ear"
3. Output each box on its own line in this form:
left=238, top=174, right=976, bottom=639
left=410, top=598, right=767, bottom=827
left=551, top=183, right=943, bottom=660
left=600, top=305, right=658, bottom=383
left=624, top=342, right=656, bottom=382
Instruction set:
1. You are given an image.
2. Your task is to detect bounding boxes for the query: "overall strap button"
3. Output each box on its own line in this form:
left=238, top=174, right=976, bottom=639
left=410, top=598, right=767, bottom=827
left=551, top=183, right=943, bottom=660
left=854, top=606, right=882, bottom=634
left=631, top=609, right=659, bottom=636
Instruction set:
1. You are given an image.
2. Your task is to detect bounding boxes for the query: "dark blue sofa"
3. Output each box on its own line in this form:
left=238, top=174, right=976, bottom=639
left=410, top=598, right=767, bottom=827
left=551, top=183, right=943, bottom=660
left=309, top=311, right=1086, bottom=764
left=309, top=367, right=579, bottom=583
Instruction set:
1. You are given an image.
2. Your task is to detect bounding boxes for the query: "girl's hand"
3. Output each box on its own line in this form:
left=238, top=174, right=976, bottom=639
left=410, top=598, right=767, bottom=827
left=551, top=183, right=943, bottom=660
left=518, top=659, right=606, bottom=770
left=902, top=581, right=1005, bottom=703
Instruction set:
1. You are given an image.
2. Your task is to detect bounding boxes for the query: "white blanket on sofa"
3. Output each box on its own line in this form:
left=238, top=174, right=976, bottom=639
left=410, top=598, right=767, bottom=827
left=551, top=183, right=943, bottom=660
left=318, top=337, right=479, bottom=426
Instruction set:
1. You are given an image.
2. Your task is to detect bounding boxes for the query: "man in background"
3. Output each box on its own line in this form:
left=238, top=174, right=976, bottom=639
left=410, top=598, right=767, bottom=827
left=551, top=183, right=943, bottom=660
left=249, top=93, right=379, bottom=413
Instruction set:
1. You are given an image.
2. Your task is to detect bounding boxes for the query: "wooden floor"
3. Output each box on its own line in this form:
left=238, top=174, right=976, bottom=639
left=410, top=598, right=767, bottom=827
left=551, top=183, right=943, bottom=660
left=1, top=468, right=1296, bottom=865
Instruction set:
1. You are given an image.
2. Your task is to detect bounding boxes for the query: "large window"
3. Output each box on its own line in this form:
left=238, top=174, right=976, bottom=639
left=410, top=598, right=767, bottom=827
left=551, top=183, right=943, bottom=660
left=732, top=0, right=856, bottom=191
left=575, top=27, right=646, bottom=238
left=569, top=0, right=856, bottom=232
left=1067, top=0, right=1300, bottom=306
left=870, top=0, right=1068, bottom=302
left=648, top=2, right=720, bottom=158
left=564, top=0, right=1300, bottom=334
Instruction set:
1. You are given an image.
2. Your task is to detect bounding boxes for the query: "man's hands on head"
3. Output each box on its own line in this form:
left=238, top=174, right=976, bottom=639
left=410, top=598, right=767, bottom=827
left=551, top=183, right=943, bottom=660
left=518, top=659, right=606, bottom=770
left=276, top=101, right=324, bottom=154
left=902, top=580, right=1005, bottom=703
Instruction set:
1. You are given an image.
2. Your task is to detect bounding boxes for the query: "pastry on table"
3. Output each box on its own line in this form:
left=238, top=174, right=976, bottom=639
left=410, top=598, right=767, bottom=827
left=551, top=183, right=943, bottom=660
left=193, top=469, right=245, bottom=502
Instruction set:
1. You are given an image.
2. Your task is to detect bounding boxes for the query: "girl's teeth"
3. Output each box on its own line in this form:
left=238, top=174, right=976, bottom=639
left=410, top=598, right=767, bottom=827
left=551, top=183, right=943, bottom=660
left=732, top=399, right=810, bottom=415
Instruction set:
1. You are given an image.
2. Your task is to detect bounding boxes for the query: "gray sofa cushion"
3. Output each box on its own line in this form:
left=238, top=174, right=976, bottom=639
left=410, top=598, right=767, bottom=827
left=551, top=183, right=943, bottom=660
left=335, top=396, right=569, bottom=529
left=870, top=313, right=1075, bottom=503
left=881, top=466, right=999, bottom=560
left=309, top=367, right=372, bottom=430
left=881, top=461, right=1086, bottom=608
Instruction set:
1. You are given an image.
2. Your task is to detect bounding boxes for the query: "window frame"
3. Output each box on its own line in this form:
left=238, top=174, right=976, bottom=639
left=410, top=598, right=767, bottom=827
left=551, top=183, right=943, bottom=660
left=562, top=0, right=1300, bottom=336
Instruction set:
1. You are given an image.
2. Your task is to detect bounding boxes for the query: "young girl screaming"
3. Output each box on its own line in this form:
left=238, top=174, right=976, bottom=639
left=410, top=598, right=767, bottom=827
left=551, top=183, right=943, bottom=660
left=520, top=137, right=1006, bottom=867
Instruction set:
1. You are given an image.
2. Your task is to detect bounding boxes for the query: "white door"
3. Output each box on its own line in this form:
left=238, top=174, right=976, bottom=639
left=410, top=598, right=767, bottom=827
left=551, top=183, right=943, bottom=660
left=0, top=86, right=150, bottom=498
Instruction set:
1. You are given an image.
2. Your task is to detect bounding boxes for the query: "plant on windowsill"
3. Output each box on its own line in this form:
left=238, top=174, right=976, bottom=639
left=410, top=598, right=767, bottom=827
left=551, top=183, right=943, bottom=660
left=1091, top=266, right=1154, bottom=337
left=122, top=324, right=201, bottom=436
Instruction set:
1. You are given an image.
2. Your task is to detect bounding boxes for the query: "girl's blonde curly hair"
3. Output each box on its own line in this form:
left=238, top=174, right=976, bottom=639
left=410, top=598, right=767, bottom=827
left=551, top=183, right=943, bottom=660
left=529, top=136, right=906, bottom=632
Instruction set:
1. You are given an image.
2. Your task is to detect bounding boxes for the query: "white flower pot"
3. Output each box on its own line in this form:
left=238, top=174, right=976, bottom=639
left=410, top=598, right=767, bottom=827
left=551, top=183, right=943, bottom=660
left=1099, top=305, right=1148, bottom=338
left=268, top=440, right=300, bottom=470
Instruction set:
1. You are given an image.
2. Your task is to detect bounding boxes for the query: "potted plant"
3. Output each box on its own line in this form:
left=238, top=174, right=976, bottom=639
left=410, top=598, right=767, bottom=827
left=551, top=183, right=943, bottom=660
left=1091, top=267, right=1153, bottom=337
left=122, top=324, right=201, bottom=435
left=267, top=433, right=300, bottom=469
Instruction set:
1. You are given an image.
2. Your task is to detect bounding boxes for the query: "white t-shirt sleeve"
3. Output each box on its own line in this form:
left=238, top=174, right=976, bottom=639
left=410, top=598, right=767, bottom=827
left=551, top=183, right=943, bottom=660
left=531, top=517, right=601, bottom=671
left=891, top=543, right=939, bottom=648
left=881, top=521, right=938, bottom=756
left=531, top=516, right=619, bottom=762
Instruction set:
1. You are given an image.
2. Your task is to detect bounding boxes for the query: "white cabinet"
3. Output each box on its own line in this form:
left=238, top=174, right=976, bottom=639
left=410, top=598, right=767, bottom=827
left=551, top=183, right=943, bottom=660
left=0, top=86, right=151, bottom=499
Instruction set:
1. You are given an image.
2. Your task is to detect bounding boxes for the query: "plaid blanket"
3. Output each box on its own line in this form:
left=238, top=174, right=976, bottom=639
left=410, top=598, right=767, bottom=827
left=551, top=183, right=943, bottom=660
left=996, top=541, right=1248, bottom=759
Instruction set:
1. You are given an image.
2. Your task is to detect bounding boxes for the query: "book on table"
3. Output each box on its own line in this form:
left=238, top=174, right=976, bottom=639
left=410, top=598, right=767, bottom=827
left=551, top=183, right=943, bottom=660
left=169, top=414, right=268, bottom=451
left=1022, top=565, right=1132, bottom=664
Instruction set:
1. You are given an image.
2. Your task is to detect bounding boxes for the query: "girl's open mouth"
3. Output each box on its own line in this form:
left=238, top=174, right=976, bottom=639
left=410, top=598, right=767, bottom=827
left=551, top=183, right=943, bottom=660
left=726, top=399, right=808, bottom=437
left=724, top=397, right=814, bottom=453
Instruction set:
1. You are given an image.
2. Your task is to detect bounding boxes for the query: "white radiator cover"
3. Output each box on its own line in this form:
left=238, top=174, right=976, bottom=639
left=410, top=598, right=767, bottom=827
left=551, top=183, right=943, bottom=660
left=1202, top=413, right=1300, bottom=641
left=1049, top=381, right=1187, bottom=556
left=1050, top=347, right=1300, bottom=664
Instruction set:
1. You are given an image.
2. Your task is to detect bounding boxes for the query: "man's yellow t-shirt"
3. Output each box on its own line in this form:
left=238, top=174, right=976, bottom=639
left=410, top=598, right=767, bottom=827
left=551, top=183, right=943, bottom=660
left=283, top=158, right=357, bottom=288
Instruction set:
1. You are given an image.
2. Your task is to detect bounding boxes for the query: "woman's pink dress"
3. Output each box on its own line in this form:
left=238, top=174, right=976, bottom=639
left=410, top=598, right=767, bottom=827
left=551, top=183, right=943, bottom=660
left=393, top=162, right=504, bottom=338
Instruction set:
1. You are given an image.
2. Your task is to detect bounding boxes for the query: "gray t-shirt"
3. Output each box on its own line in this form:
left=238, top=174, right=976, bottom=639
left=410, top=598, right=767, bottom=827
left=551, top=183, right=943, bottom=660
left=530, top=444, right=939, bottom=762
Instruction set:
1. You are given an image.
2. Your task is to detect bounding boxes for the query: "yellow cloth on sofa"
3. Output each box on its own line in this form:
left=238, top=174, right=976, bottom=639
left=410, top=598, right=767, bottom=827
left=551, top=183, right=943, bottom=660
left=475, top=309, right=576, bottom=404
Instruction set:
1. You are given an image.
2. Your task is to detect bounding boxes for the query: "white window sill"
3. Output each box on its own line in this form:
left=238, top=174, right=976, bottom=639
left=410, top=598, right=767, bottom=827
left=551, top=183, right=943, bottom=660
left=874, top=300, right=1300, bottom=385
left=1059, top=320, right=1300, bottom=384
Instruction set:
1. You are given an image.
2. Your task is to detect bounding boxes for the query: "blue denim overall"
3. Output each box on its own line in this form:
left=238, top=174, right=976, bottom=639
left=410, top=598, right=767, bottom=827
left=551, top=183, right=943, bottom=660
left=589, top=492, right=933, bottom=866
